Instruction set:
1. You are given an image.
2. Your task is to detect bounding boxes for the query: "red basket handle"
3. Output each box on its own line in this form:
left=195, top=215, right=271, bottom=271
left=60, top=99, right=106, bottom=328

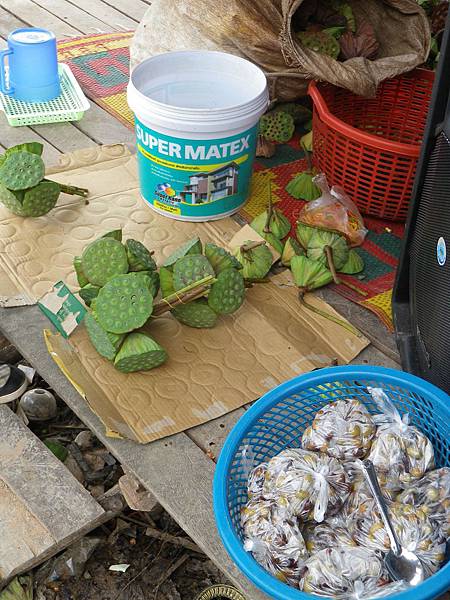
left=308, top=80, right=421, bottom=158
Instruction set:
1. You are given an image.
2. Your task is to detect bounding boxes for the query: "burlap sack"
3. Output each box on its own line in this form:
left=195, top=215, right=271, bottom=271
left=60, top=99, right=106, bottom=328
left=131, top=0, right=430, bottom=100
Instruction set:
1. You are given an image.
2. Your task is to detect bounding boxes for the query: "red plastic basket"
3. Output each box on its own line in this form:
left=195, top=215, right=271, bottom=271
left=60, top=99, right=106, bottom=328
left=308, top=69, right=435, bottom=221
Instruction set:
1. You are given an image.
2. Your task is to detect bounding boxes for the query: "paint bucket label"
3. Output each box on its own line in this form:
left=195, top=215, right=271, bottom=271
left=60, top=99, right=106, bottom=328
left=135, top=118, right=258, bottom=219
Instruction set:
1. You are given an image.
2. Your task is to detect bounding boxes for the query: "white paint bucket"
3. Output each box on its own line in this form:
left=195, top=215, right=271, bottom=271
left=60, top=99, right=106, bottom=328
left=127, top=50, right=269, bottom=221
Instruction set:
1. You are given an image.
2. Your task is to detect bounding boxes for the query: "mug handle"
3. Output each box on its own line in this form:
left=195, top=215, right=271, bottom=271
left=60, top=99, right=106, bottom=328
left=0, top=49, right=14, bottom=96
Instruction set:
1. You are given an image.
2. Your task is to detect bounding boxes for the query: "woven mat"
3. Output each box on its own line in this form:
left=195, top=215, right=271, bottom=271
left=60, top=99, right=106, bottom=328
left=58, top=32, right=404, bottom=331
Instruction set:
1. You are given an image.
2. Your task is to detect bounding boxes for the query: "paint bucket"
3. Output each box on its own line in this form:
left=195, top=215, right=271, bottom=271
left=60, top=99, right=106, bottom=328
left=127, top=51, right=269, bottom=221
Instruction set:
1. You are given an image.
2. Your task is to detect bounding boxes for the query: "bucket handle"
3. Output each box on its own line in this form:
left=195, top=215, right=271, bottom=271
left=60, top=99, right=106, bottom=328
left=0, top=49, right=13, bottom=96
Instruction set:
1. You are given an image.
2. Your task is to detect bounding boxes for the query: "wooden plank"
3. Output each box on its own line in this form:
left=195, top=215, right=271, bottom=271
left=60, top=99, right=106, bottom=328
left=31, top=123, right=98, bottom=154
left=31, top=0, right=116, bottom=34
left=0, top=405, right=107, bottom=583
left=319, top=287, right=400, bottom=362
left=0, top=0, right=82, bottom=37
left=0, top=7, right=28, bottom=41
left=59, top=0, right=137, bottom=30
left=101, top=0, right=149, bottom=23
left=0, top=305, right=270, bottom=600
left=74, top=101, right=135, bottom=146
left=0, top=116, right=62, bottom=164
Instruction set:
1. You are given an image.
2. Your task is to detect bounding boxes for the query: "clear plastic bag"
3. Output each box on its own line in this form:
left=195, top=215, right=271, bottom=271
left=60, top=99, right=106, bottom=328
left=247, top=462, right=268, bottom=500
left=263, top=449, right=350, bottom=523
left=302, top=399, right=376, bottom=461
left=241, top=498, right=308, bottom=585
left=366, top=388, right=435, bottom=491
left=350, top=500, right=447, bottom=577
left=302, top=513, right=357, bottom=553
left=397, top=467, right=450, bottom=537
left=298, top=174, right=368, bottom=247
left=300, top=546, right=386, bottom=597
left=343, top=461, right=397, bottom=516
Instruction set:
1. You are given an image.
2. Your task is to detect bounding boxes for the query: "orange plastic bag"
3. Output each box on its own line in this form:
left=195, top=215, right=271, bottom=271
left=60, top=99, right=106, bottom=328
left=298, top=174, right=367, bottom=247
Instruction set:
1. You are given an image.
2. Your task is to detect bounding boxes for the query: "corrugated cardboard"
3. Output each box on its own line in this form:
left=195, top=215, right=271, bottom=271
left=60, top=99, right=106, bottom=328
left=0, top=144, right=368, bottom=443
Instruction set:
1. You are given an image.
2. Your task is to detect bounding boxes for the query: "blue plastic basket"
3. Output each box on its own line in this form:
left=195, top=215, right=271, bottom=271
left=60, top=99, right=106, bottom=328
left=213, top=366, right=450, bottom=600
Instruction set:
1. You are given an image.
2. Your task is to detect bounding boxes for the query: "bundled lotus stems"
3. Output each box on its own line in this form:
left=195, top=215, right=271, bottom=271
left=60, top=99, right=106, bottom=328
left=75, top=231, right=269, bottom=373
left=0, top=143, right=88, bottom=217
left=285, top=143, right=321, bottom=202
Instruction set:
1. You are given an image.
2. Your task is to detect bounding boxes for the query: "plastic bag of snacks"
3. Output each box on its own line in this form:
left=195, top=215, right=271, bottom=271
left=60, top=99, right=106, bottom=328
left=297, top=174, right=367, bottom=247
left=351, top=500, right=447, bottom=577
left=302, top=399, right=376, bottom=461
left=343, top=462, right=397, bottom=515
left=300, top=546, right=386, bottom=597
left=302, top=513, right=357, bottom=553
left=241, top=498, right=308, bottom=585
left=247, top=462, right=268, bottom=500
left=263, top=449, right=350, bottom=522
left=367, top=387, right=435, bottom=491
left=397, top=467, right=450, bottom=537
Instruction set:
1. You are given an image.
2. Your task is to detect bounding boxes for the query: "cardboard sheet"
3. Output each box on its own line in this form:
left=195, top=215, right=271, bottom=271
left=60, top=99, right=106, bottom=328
left=0, top=145, right=368, bottom=443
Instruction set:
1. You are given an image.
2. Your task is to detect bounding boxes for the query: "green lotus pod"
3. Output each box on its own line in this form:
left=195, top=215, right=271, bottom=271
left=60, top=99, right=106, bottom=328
left=81, top=238, right=128, bottom=287
left=102, top=229, right=122, bottom=241
left=275, top=103, right=312, bottom=125
left=281, top=237, right=304, bottom=267
left=173, top=254, right=215, bottom=292
left=208, top=268, right=245, bottom=315
left=173, top=299, right=218, bottom=328
left=136, top=270, right=160, bottom=298
left=291, top=255, right=333, bottom=291
left=0, top=184, right=27, bottom=216
left=84, top=312, right=124, bottom=360
left=205, top=242, right=242, bottom=274
left=297, top=30, right=340, bottom=59
left=5, top=142, right=43, bottom=157
left=159, top=266, right=175, bottom=298
left=307, top=229, right=349, bottom=270
left=162, top=237, right=203, bottom=269
left=74, top=256, right=88, bottom=287
left=251, top=207, right=291, bottom=240
left=233, top=241, right=273, bottom=280
left=114, top=332, right=167, bottom=373
left=339, top=249, right=364, bottom=275
left=95, top=273, right=153, bottom=334
left=22, top=181, right=60, bottom=217
left=126, top=238, right=157, bottom=272
left=301, top=131, right=313, bottom=152
left=285, top=171, right=321, bottom=201
left=0, top=151, right=45, bottom=191
left=296, top=222, right=316, bottom=249
left=259, top=111, right=295, bottom=143
left=78, top=284, right=100, bottom=307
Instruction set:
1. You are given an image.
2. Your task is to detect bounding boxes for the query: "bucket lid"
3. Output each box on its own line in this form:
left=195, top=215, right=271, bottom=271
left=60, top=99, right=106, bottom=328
left=127, top=50, right=269, bottom=134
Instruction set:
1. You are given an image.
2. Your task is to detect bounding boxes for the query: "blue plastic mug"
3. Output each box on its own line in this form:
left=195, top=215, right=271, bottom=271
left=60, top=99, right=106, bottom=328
left=0, top=28, right=60, bottom=102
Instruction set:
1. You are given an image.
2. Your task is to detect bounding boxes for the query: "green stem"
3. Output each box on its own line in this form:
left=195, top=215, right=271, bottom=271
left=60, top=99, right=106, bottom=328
left=264, top=180, right=273, bottom=234
left=339, top=279, right=368, bottom=296
left=299, top=291, right=362, bottom=337
left=324, top=245, right=340, bottom=285
left=152, top=275, right=216, bottom=317
left=241, top=241, right=266, bottom=252
left=301, top=140, right=313, bottom=172
left=46, top=180, right=89, bottom=197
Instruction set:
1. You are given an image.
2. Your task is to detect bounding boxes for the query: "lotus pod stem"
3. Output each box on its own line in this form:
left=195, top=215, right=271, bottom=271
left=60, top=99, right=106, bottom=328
left=152, top=275, right=216, bottom=316
left=298, top=292, right=362, bottom=337
left=240, top=240, right=267, bottom=252
left=264, top=182, right=273, bottom=234
left=324, top=245, right=340, bottom=285
left=51, top=181, right=89, bottom=197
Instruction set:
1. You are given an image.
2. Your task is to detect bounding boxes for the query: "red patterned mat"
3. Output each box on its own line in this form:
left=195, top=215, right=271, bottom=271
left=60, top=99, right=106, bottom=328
left=58, top=32, right=404, bottom=330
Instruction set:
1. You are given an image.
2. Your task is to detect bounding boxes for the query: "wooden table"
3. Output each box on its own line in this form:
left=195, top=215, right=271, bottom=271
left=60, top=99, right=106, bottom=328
left=0, top=3, right=401, bottom=597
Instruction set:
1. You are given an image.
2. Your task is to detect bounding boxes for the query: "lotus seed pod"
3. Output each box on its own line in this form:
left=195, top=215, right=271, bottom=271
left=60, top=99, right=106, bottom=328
left=102, top=229, right=122, bottom=241
left=22, top=180, right=60, bottom=217
left=84, top=312, right=124, bottom=360
left=233, top=241, right=272, bottom=280
left=81, top=237, right=129, bottom=287
left=172, top=254, right=215, bottom=291
left=275, top=103, right=312, bottom=125
left=74, top=256, right=89, bottom=287
left=205, top=242, right=242, bottom=274
left=162, top=237, right=203, bottom=269
left=339, top=249, right=364, bottom=275
left=126, top=238, right=157, bottom=272
left=281, top=237, right=304, bottom=267
left=136, top=270, right=160, bottom=298
left=0, top=151, right=45, bottom=190
left=114, top=332, right=167, bottom=373
left=0, top=184, right=27, bottom=216
left=5, top=141, right=43, bottom=157
left=159, top=266, right=175, bottom=298
left=259, top=111, right=295, bottom=143
left=173, top=299, right=218, bottom=328
left=95, top=273, right=153, bottom=334
left=78, top=284, right=100, bottom=307
left=297, top=30, right=341, bottom=59
left=208, top=268, right=245, bottom=315
left=307, top=229, right=349, bottom=270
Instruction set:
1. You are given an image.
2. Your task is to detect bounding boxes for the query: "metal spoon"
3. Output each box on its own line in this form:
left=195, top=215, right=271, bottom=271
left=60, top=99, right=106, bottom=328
left=361, top=459, right=424, bottom=586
